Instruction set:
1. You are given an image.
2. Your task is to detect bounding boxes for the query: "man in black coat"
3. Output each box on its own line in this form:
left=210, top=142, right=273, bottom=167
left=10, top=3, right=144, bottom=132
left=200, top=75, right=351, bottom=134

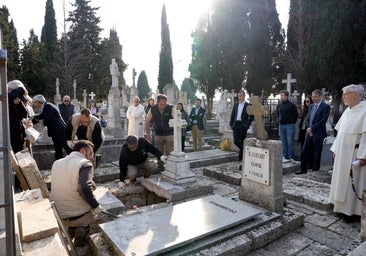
left=7, top=80, right=30, bottom=153
left=32, top=94, right=72, bottom=160
left=230, top=90, right=254, bottom=166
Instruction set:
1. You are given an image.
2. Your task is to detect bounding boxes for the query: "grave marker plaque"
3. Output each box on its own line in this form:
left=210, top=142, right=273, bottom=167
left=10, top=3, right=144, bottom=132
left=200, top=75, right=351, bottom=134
left=243, top=146, right=270, bottom=185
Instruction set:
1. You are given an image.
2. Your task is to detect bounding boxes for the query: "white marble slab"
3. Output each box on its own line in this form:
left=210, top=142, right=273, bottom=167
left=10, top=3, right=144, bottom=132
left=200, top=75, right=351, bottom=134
left=99, top=194, right=262, bottom=255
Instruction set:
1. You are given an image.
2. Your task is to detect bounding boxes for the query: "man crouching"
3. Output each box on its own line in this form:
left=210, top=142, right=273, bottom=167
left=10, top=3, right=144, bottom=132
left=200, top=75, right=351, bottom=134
left=118, top=135, right=167, bottom=188
left=51, top=140, right=103, bottom=246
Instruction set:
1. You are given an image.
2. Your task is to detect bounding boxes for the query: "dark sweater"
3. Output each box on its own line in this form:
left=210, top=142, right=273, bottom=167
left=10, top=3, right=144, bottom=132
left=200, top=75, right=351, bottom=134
left=119, top=138, right=163, bottom=181
left=277, top=100, right=298, bottom=125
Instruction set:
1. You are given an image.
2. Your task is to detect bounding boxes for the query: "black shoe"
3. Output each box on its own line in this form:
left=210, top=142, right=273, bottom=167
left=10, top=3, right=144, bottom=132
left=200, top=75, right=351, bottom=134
left=239, top=165, right=242, bottom=171
left=312, top=169, right=319, bottom=172
left=295, top=170, right=307, bottom=175
left=343, top=215, right=360, bottom=223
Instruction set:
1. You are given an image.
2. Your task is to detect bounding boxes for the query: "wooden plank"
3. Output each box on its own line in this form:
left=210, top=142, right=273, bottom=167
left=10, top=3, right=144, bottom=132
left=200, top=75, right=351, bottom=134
left=18, top=199, right=59, bottom=243
left=11, top=150, right=29, bottom=190
left=15, top=151, right=50, bottom=198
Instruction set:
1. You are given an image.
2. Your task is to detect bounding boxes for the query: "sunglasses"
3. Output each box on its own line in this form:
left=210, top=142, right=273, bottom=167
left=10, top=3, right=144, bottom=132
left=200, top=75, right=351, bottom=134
left=305, top=100, right=310, bottom=103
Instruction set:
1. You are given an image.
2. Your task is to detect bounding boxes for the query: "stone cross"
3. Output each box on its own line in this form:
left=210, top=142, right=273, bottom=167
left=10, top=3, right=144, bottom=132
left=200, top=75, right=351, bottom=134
left=246, top=96, right=269, bottom=140
left=110, top=58, right=120, bottom=88
left=292, top=90, right=300, bottom=102
left=89, top=92, right=96, bottom=100
left=282, top=73, right=296, bottom=97
left=56, top=78, right=60, bottom=95
left=169, top=111, right=187, bottom=153
left=73, top=79, right=77, bottom=100
left=321, top=87, right=329, bottom=97
left=82, top=89, right=88, bottom=108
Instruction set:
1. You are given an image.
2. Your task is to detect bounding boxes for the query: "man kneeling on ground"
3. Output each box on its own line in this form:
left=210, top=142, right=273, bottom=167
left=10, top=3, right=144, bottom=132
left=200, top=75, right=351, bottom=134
left=51, top=140, right=104, bottom=246
left=118, top=135, right=167, bottom=188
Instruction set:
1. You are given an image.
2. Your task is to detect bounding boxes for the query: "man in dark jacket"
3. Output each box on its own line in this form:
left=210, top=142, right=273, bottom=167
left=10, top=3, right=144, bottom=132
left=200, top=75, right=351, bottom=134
left=189, top=98, right=206, bottom=151
left=230, top=90, right=254, bottom=165
left=276, top=90, right=299, bottom=162
left=32, top=94, right=72, bottom=160
left=59, top=95, right=76, bottom=123
left=118, top=135, right=166, bottom=188
left=7, top=80, right=30, bottom=153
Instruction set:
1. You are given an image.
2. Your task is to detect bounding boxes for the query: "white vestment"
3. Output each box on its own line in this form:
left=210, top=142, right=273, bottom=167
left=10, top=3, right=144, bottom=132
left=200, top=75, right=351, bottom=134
left=329, top=101, right=366, bottom=216
left=127, top=104, right=145, bottom=137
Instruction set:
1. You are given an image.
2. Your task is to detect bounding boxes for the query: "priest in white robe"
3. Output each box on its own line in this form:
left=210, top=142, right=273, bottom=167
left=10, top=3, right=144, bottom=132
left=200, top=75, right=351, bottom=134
left=329, top=84, right=366, bottom=217
left=127, top=96, right=145, bottom=137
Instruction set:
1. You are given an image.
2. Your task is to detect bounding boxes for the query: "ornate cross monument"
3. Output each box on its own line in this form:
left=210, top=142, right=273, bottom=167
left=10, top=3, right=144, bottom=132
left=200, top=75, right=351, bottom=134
left=246, top=96, right=269, bottom=140
left=161, top=111, right=196, bottom=184
left=54, top=78, right=62, bottom=106
left=89, top=92, right=96, bottom=100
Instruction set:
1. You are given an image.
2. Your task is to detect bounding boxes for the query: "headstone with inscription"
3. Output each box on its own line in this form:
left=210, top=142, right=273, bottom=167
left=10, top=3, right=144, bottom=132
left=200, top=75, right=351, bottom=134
left=239, top=138, right=284, bottom=213
left=99, top=195, right=261, bottom=256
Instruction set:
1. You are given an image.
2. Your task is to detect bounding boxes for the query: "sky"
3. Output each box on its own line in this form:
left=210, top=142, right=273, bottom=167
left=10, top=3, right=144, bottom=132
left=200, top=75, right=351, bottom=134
left=1, top=0, right=289, bottom=93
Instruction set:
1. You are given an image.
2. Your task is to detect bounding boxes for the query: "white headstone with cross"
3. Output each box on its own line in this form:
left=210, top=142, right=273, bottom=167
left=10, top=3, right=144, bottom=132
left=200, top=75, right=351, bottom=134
left=282, top=73, right=296, bottom=97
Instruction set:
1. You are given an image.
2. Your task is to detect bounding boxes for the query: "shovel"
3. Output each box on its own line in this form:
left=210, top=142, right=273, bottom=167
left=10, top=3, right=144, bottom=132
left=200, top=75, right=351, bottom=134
left=101, top=210, right=122, bottom=218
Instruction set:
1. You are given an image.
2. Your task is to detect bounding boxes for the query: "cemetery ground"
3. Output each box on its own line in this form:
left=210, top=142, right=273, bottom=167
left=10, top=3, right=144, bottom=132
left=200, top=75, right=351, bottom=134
left=14, top=132, right=365, bottom=256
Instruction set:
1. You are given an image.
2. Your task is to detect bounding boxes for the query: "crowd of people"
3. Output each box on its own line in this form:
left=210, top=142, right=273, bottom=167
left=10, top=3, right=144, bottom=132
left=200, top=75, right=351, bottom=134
left=7, top=77, right=366, bottom=244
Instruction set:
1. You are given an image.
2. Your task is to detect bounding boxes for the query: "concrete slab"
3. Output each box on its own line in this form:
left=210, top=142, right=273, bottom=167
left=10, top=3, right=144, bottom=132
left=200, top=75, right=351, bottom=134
left=99, top=195, right=262, bottom=256
left=141, top=176, right=213, bottom=202
left=283, top=176, right=333, bottom=212
left=94, top=187, right=125, bottom=213
left=349, top=241, right=366, bottom=256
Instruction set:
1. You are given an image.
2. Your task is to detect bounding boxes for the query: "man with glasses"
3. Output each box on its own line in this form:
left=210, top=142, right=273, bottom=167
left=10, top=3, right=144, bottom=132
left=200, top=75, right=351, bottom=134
left=65, top=108, right=105, bottom=154
left=51, top=140, right=104, bottom=246
left=59, top=95, right=76, bottom=123
left=297, top=89, right=330, bottom=174
left=127, top=96, right=145, bottom=137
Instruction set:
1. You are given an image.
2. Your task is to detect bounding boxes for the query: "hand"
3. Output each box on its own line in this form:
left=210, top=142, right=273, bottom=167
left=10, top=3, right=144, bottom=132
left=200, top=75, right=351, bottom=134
left=67, top=140, right=74, bottom=148
left=160, top=155, right=167, bottom=163
left=94, top=205, right=104, bottom=214
left=118, top=181, right=126, bottom=189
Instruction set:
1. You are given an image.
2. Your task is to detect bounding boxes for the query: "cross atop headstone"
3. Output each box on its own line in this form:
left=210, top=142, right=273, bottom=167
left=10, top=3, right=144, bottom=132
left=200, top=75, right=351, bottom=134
left=169, top=111, right=187, bottom=154
left=89, top=92, right=96, bottom=100
left=321, top=87, right=329, bottom=97
left=292, top=90, right=300, bottom=102
left=282, top=73, right=296, bottom=97
left=56, top=78, right=60, bottom=95
left=246, top=96, right=269, bottom=140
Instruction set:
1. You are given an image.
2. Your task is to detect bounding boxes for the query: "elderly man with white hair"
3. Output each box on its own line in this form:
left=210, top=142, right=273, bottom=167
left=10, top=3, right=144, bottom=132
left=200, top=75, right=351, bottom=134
left=126, top=96, right=145, bottom=137
left=32, top=94, right=72, bottom=160
left=329, top=84, right=366, bottom=222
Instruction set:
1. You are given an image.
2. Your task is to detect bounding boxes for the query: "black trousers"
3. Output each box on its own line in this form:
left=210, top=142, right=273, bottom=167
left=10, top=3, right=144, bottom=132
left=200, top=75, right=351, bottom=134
left=233, top=124, right=248, bottom=161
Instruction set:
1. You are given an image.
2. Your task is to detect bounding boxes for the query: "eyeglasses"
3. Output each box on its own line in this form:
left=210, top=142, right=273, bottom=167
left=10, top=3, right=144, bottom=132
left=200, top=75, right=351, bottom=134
left=342, top=91, right=354, bottom=97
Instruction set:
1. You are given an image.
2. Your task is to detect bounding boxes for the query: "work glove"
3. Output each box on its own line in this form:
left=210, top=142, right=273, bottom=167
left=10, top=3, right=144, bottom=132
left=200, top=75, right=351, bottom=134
left=94, top=205, right=104, bottom=214
left=160, top=155, right=167, bottom=163
left=118, top=181, right=126, bottom=189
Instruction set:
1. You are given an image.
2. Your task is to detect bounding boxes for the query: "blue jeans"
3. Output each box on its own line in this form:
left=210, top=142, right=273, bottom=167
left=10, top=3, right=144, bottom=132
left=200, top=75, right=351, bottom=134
left=279, top=124, right=296, bottom=159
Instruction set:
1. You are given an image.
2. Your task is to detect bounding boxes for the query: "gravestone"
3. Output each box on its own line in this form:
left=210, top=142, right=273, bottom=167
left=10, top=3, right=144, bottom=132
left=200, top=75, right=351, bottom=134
left=106, top=58, right=123, bottom=137
left=239, top=138, right=284, bottom=213
left=99, top=194, right=262, bottom=256
left=53, top=78, right=62, bottom=106
left=177, top=91, right=188, bottom=106
left=71, top=79, right=80, bottom=112
left=82, top=89, right=87, bottom=109
left=163, top=83, right=178, bottom=105
left=162, top=111, right=196, bottom=184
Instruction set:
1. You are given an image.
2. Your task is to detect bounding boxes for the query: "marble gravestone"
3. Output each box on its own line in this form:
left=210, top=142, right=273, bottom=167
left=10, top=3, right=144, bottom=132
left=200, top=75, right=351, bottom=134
left=99, top=195, right=262, bottom=256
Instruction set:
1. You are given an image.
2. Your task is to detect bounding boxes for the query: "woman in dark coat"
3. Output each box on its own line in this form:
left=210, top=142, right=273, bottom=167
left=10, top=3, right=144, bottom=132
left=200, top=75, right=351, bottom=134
left=176, top=102, right=191, bottom=152
left=298, top=95, right=313, bottom=149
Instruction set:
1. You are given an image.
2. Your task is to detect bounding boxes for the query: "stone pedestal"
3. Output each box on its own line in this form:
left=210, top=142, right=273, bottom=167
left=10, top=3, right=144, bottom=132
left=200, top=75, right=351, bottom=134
left=239, top=138, right=284, bottom=213
left=161, top=151, right=196, bottom=184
